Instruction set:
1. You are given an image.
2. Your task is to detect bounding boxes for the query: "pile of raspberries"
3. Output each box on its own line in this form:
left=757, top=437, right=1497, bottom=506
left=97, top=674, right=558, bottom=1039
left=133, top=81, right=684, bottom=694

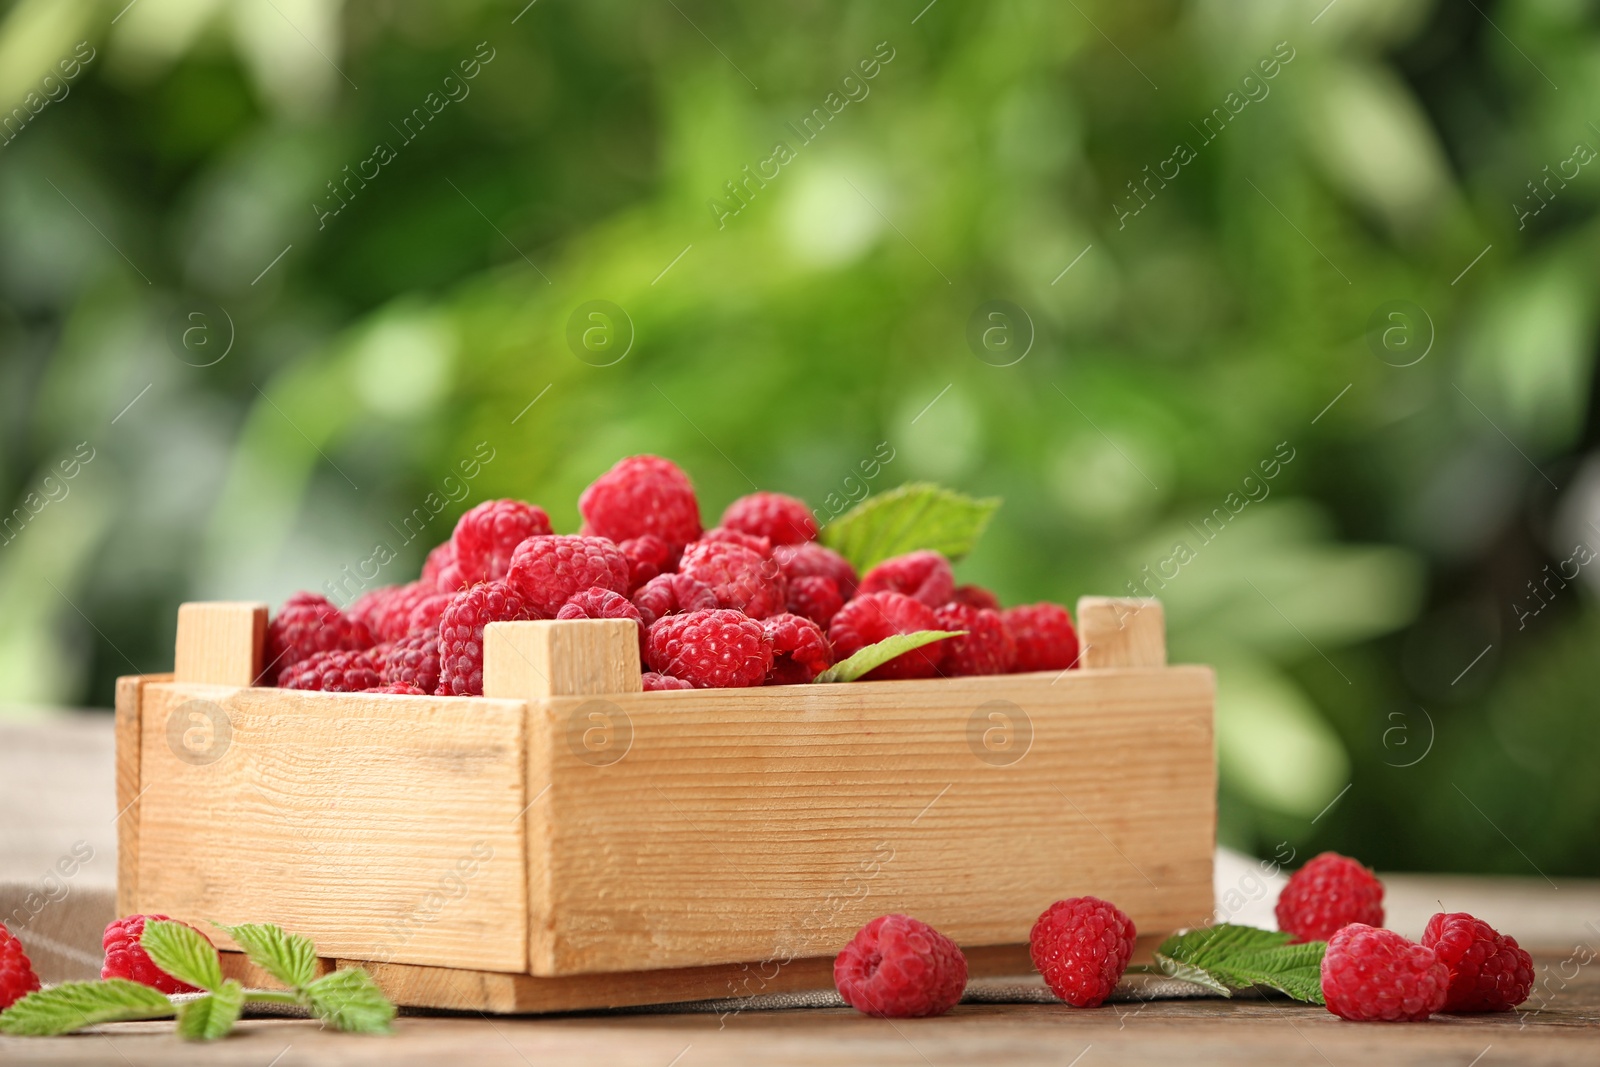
left=260, top=455, right=1081, bottom=695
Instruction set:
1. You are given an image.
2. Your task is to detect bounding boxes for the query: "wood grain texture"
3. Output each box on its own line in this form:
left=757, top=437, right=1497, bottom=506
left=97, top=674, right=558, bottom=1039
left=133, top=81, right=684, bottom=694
left=113, top=674, right=153, bottom=920
left=526, top=667, right=1215, bottom=976
left=173, top=602, right=267, bottom=686
left=134, top=683, right=529, bottom=972
left=1077, top=597, right=1166, bottom=668
left=484, top=619, right=643, bottom=700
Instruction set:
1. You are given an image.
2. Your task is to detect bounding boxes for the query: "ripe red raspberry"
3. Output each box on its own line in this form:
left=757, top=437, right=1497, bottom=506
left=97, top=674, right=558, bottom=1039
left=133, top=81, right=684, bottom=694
left=618, top=534, right=672, bottom=592
left=265, top=592, right=373, bottom=682
left=0, top=923, right=40, bottom=1009
left=439, top=499, right=553, bottom=590
left=787, top=574, right=844, bottom=628
left=578, top=454, right=702, bottom=552
left=1322, top=924, right=1448, bottom=1022
left=773, top=541, right=858, bottom=598
left=631, top=572, right=718, bottom=627
left=1276, top=852, right=1385, bottom=943
left=437, top=580, right=537, bottom=696
left=934, top=603, right=1015, bottom=676
left=645, top=609, right=771, bottom=688
left=699, top=525, right=773, bottom=557
left=102, top=915, right=213, bottom=995
left=349, top=581, right=439, bottom=643
left=421, top=541, right=457, bottom=589
left=828, top=592, right=944, bottom=680
left=363, top=682, right=428, bottom=695
left=506, top=535, right=630, bottom=618
left=1029, top=896, right=1136, bottom=1008
left=833, top=914, right=967, bottom=1018
left=1422, top=912, right=1534, bottom=1012
left=858, top=550, right=954, bottom=607
left=1002, top=603, right=1080, bottom=673
left=721, top=492, right=818, bottom=546
left=678, top=539, right=787, bottom=619
left=381, top=627, right=441, bottom=693
left=279, top=649, right=383, bottom=692
left=950, top=584, right=1001, bottom=611
left=762, top=612, right=833, bottom=684
left=642, top=671, right=694, bottom=691
left=557, top=586, right=646, bottom=657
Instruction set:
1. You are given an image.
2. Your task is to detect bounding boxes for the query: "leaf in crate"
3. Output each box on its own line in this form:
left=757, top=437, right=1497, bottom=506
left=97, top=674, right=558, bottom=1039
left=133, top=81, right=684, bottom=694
left=175, top=980, right=244, bottom=1042
left=0, top=979, right=175, bottom=1036
left=1154, top=924, right=1328, bottom=1004
left=820, top=483, right=1001, bottom=571
left=141, top=920, right=224, bottom=992
left=813, top=630, right=965, bottom=683
left=302, top=967, right=396, bottom=1033
left=212, top=922, right=318, bottom=990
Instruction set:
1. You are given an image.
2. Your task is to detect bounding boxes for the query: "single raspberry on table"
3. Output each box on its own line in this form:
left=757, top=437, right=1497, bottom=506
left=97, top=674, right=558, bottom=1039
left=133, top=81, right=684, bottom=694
left=773, top=541, right=859, bottom=598
left=279, top=649, right=383, bottom=692
left=1029, top=896, right=1136, bottom=1008
left=618, top=534, right=673, bottom=592
left=950, top=584, right=1001, bottom=611
left=833, top=914, right=967, bottom=1018
left=557, top=587, right=647, bottom=656
left=645, top=609, right=771, bottom=688
left=762, top=612, right=833, bottom=684
left=631, top=573, right=719, bottom=627
left=1322, top=924, right=1448, bottom=1022
left=721, top=491, right=818, bottom=546
left=858, top=550, right=955, bottom=608
left=678, top=539, right=787, bottom=619
left=381, top=627, right=441, bottom=694
left=1276, top=851, right=1385, bottom=943
left=1002, top=603, right=1080, bottom=673
left=437, top=580, right=537, bottom=696
left=699, top=525, right=773, bottom=558
left=578, top=454, right=702, bottom=553
left=1422, top=912, right=1534, bottom=1012
left=102, top=915, right=213, bottom=995
left=421, top=541, right=457, bottom=590
left=264, top=592, right=373, bottom=683
left=439, top=499, right=552, bottom=590
left=828, top=592, right=944, bottom=680
left=642, top=671, right=694, bottom=691
left=362, top=682, right=428, bottom=695
left=0, top=923, right=40, bottom=1009
left=787, top=574, right=844, bottom=628
left=934, top=602, right=1015, bottom=676
left=506, top=535, right=630, bottom=618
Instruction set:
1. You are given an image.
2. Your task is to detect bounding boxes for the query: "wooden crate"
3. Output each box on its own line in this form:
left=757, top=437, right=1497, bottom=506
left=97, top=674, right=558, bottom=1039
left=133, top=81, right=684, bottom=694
left=115, top=596, right=1215, bottom=1012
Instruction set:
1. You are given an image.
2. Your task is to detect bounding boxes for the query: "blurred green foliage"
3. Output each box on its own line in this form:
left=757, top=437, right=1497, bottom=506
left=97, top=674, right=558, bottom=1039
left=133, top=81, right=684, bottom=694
left=2, top=0, right=1597, bottom=877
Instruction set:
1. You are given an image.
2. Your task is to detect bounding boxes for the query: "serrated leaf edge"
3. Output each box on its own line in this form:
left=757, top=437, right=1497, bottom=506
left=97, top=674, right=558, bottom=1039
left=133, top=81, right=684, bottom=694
left=813, top=630, right=965, bottom=683
left=141, top=920, right=224, bottom=993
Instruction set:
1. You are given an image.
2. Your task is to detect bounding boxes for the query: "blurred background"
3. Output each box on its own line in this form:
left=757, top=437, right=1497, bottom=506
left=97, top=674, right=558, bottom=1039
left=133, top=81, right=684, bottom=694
left=0, top=0, right=1596, bottom=879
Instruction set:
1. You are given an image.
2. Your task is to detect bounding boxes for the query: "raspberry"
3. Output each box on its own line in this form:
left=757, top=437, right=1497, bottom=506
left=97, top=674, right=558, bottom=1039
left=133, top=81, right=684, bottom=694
left=642, top=671, right=694, bottom=691
left=618, top=534, right=672, bottom=592
left=787, top=574, right=844, bottom=628
left=828, top=592, right=944, bottom=680
left=1002, top=603, right=1080, bottom=673
left=762, top=613, right=833, bottom=684
left=1422, top=912, right=1534, bottom=1012
left=678, top=539, right=787, bottom=619
left=381, top=627, right=441, bottom=693
left=1028, top=896, right=1137, bottom=1008
left=439, top=499, right=553, bottom=590
left=506, top=535, right=630, bottom=618
left=773, top=541, right=858, bottom=598
left=645, top=609, right=771, bottom=688
left=631, top=573, right=718, bottom=627
left=363, top=682, right=428, bottom=695
left=578, top=454, right=702, bottom=552
left=421, top=541, right=457, bottom=589
left=264, top=592, right=373, bottom=682
left=279, top=649, right=383, bottom=692
left=557, top=586, right=646, bottom=657
left=700, top=525, right=773, bottom=557
left=0, top=923, right=40, bottom=1009
left=102, top=915, right=213, bottom=995
left=1276, top=852, right=1385, bottom=943
left=933, top=603, right=1015, bottom=676
left=350, top=581, right=438, bottom=643
left=721, top=492, right=818, bottom=546
left=1322, top=924, right=1448, bottom=1022
left=437, top=581, right=537, bottom=696
left=950, top=584, right=1001, bottom=611
left=833, top=914, right=967, bottom=1018
left=859, top=550, right=954, bottom=607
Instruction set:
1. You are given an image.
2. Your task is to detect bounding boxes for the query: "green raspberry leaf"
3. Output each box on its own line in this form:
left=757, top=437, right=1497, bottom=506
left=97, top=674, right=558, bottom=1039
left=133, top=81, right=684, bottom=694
left=212, top=922, right=318, bottom=991
left=141, top=920, right=223, bottom=992
left=821, top=483, right=1000, bottom=572
left=0, top=979, right=176, bottom=1036
left=1154, top=924, right=1327, bottom=1004
left=302, top=967, right=396, bottom=1034
left=175, top=980, right=244, bottom=1042
left=813, top=630, right=965, bottom=683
